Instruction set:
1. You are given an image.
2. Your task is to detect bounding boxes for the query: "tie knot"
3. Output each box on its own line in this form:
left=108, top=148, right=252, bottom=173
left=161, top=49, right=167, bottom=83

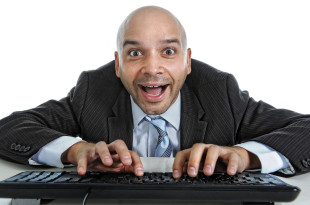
left=145, top=115, right=172, bottom=157
left=145, top=115, right=166, bottom=132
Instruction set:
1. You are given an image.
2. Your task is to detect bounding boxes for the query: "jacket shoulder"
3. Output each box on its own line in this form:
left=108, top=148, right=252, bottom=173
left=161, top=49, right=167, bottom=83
left=71, top=60, right=123, bottom=119
left=187, top=59, right=230, bottom=88
left=84, top=60, right=121, bottom=86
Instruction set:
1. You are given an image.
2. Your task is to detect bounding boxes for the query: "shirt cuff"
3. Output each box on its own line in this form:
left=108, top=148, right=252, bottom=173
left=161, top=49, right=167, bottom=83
left=235, top=141, right=295, bottom=175
left=29, top=136, right=83, bottom=168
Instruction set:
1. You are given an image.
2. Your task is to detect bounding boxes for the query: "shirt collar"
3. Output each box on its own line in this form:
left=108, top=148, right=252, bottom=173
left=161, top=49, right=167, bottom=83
left=130, top=92, right=181, bottom=130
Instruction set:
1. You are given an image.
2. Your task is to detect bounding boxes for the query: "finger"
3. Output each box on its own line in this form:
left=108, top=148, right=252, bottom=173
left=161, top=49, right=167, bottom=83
left=226, top=153, right=239, bottom=175
left=122, top=151, right=143, bottom=176
left=108, top=140, right=132, bottom=166
left=77, top=155, right=88, bottom=175
left=203, top=145, right=221, bottom=176
left=95, top=141, right=113, bottom=166
left=187, top=143, right=206, bottom=177
left=130, top=151, right=144, bottom=176
left=173, top=149, right=190, bottom=178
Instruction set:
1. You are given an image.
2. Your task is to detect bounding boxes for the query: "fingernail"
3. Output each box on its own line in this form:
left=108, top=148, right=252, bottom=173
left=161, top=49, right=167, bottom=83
left=204, top=165, right=212, bottom=174
left=104, top=156, right=112, bottom=163
left=136, top=167, right=143, bottom=175
left=229, top=166, right=237, bottom=174
left=123, top=155, right=131, bottom=164
left=78, top=167, right=84, bottom=173
left=188, top=166, right=196, bottom=175
left=173, top=170, right=180, bottom=178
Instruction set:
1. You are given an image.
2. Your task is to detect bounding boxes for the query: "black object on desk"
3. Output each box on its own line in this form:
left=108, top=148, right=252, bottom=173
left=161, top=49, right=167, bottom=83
left=0, top=171, right=300, bottom=205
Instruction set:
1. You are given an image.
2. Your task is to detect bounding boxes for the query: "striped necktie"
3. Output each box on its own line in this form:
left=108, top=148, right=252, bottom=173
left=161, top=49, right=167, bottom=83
left=145, top=115, right=173, bottom=157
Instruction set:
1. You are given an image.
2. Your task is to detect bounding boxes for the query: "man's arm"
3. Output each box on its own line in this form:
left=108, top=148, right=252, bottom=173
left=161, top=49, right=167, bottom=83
left=0, top=68, right=143, bottom=176
left=0, top=71, right=89, bottom=164
left=225, top=74, right=310, bottom=173
left=174, top=72, right=310, bottom=178
left=236, top=141, right=295, bottom=175
left=0, top=95, right=81, bottom=164
left=29, top=136, right=83, bottom=168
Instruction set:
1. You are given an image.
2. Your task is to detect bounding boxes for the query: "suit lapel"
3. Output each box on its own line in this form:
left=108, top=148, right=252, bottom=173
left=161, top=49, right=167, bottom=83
left=180, top=84, right=208, bottom=149
left=108, top=89, right=134, bottom=149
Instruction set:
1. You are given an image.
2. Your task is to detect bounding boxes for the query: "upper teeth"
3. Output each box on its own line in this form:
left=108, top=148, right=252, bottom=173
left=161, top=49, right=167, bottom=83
left=145, top=85, right=160, bottom=88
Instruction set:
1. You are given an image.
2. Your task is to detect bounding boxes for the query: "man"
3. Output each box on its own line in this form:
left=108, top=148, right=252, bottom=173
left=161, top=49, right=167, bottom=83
left=0, top=6, right=309, bottom=179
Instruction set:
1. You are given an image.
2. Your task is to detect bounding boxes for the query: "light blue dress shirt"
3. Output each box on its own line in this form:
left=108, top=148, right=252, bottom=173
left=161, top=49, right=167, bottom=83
left=30, top=93, right=294, bottom=175
left=131, top=95, right=181, bottom=157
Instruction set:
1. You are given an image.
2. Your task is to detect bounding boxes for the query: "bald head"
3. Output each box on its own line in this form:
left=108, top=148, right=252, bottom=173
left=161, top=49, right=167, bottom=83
left=114, top=6, right=192, bottom=115
left=116, top=6, right=187, bottom=54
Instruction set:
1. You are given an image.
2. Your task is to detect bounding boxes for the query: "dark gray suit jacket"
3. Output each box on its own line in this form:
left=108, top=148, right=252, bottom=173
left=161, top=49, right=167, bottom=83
left=0, top=59, right=310, bottom=174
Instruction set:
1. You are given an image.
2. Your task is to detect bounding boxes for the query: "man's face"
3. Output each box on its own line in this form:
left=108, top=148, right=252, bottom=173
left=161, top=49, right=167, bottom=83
left=115, top=11, right=191, bottom=115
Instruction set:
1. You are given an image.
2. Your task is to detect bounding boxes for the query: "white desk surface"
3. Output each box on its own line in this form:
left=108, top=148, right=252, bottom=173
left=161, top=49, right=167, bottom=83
left=0, top=158, right=309, bottom=205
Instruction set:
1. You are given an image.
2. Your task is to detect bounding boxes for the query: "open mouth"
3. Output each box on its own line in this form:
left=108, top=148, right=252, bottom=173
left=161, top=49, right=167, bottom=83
left=139, top=84, right=169, bottom=97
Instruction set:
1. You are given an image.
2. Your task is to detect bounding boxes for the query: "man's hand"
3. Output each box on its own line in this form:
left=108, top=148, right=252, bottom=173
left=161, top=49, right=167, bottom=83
left=61, top=140, right=144, bottom=176
left=172, top=143, right=261, bottom=178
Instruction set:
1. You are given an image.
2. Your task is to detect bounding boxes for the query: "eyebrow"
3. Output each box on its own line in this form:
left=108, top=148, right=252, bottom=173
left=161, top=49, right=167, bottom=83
left=123, top=38, right=181, bottom=48
left=160, top=38, right=181, bottom=45
left=123, top=40, right=140, bottom=48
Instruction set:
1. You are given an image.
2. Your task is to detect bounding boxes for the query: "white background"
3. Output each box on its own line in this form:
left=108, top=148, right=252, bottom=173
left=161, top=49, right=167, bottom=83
left=0, top=0, right=309, bottom=119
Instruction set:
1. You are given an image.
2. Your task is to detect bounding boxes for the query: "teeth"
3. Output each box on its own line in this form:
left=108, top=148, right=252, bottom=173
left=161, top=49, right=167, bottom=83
left=144, top=85, right=161, bottom=88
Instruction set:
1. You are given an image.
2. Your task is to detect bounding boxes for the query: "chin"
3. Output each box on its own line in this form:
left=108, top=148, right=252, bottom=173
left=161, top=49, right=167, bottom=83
left=142, top=104, right=169, bottom=115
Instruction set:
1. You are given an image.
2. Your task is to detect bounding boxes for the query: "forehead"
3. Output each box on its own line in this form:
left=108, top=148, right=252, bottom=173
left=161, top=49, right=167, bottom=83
left=122, top=11, right=183, bottom=47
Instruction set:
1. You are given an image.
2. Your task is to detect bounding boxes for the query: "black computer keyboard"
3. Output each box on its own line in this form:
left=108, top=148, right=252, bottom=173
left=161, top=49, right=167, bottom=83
left=0, top=171, right=300, bottom=204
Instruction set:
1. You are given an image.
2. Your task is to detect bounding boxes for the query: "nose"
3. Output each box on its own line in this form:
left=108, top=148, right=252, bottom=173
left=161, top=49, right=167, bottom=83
left=141, top=52, right=163, bottom=76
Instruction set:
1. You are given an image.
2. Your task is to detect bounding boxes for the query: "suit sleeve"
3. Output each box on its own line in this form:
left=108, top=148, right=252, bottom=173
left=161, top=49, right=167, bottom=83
left=0, top=72, right=89, bottom=164
left=226, top=74, right=310, bottom=174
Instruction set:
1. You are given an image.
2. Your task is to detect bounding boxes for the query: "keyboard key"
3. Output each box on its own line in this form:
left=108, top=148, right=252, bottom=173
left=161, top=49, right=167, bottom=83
left=4, top=171, right=32, bottom=182
left=41, top=172, right=64, bottom=183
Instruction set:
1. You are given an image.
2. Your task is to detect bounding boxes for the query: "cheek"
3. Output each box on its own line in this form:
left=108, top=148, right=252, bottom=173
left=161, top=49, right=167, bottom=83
left=118, top=68, right=137, bottom=87
left=169, top=64, right=189, bottom=80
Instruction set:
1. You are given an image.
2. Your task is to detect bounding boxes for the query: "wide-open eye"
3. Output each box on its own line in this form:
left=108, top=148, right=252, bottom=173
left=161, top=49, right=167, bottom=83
left=129, top=50, right=142, bottom=57
left=163, top=48, right=175, bottom=55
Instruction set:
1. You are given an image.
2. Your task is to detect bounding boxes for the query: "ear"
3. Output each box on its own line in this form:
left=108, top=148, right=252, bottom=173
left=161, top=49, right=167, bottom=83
left=115, top=51, right=120, bottom=78
left=186, top=48, right=192, bottom=75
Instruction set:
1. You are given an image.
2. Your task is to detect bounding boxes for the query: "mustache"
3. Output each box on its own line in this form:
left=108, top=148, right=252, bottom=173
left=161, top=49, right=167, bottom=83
left=134, top=76, right=172, bottom=85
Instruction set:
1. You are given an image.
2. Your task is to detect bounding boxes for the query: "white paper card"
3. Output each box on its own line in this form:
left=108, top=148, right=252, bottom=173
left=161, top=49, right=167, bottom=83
left=140, top=157, right=174, bottom=173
